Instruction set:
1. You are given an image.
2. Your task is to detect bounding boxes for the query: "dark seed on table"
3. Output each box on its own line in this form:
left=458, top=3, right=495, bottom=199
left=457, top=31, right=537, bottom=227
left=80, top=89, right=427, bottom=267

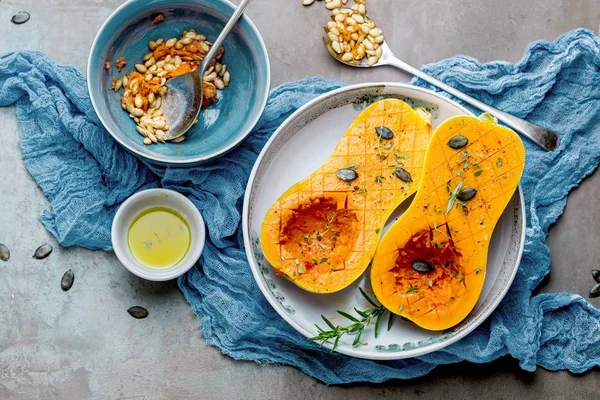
left=447, top=135, right=468, bottom=149
left=375, top=126, right=394, bottom=140
left=457, top=188, right=477, bottom=201
left=11, top=11, right=30, bottom=25
left=589, top=283, right=600, bottom=299
left=33, top=244, right=53, bottom=259
left=128, top=306, right=149, bottom=319
left=61, top=270, right=74, bottom=291
left=0, top=244, right=9, bottom=262
left=592, top=269, right=600, bottom=283
left=412, top=260, right=434, bottom=274
left=394, top=167, right=413, bottom=182
left=337, top=168, right=358, bottom=182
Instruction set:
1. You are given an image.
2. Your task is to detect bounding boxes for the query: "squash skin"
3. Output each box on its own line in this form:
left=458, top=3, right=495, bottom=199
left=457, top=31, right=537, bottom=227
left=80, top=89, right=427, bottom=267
left=260, top=99, right=433, bottom=293
left=370, top=114, right=526, bottom=330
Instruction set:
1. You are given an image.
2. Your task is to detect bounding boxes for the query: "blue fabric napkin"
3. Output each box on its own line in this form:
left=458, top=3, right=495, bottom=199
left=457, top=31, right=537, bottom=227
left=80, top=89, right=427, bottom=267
left=1, top=28, right=599, bottom=384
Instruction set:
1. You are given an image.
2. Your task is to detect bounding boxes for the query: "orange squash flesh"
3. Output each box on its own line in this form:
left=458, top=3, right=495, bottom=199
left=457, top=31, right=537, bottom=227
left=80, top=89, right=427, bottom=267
left=260, top=99, right=433, bottom=293
left=371, top=114, right=526, bottom=330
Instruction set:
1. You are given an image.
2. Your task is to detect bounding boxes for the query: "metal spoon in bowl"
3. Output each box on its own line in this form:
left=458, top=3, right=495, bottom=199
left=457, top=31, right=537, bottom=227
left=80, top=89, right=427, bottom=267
left=323, top=35, right=559, bottom=151
left=162, top=0, right=251, bottom=141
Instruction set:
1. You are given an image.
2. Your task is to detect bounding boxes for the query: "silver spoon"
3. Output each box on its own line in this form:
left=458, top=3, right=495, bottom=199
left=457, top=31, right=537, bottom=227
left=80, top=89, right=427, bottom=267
left=162, top=0, right=251, bottom=141
left=323, top=36, right=559, bottom=151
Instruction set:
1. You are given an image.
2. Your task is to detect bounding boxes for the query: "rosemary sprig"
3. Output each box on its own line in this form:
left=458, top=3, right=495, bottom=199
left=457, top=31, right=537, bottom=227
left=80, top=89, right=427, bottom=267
left=309, top=287, right=394, bottom=351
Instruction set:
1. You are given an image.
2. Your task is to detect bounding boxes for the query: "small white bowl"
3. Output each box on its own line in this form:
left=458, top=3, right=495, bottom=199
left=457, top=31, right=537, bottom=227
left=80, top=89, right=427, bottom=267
left=112, top=188, right=206, bottom=281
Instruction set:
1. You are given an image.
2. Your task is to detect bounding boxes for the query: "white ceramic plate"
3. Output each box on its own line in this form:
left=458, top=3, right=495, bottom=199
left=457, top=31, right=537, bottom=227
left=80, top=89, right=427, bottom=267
left=242, top=83, right=525, bottom=360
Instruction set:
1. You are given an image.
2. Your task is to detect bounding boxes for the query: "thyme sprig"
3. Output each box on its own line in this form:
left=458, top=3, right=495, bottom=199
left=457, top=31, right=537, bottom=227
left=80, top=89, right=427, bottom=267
left=309, top=287, right=394, bottom=351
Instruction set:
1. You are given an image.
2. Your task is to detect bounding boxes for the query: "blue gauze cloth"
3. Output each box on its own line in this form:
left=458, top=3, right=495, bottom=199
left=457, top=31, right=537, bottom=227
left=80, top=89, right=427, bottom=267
left=1, top=28, right=599, bottom=384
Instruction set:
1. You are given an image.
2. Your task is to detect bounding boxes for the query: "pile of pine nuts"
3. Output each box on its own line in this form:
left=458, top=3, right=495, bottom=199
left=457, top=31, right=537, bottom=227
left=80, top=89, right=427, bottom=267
left=110, top=29, right=231, bottom=145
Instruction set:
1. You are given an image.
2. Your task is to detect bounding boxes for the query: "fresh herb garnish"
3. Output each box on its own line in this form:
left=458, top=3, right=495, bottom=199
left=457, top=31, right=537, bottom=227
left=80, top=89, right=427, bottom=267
left=309, top=288, right=393, bottom=351
left=316, top=232, right=322, bottom=241
left=407, top=284, right=419, bottom=294
left=358, top=187, right=368, bottom=195
left=474, top=170, right=483, bottom=177
left=459, top=274, right=465, bottom=283
left=375, top=227, right=380, bottom=234
left=496, top=157, right=504, bottom=167
left=374, top=175, right=384, bottom=184
left=346, top=163, right=359, bottom=169
left=446, top=179, right=465, bottom=214
left=320, top=257, right=328, bottom=264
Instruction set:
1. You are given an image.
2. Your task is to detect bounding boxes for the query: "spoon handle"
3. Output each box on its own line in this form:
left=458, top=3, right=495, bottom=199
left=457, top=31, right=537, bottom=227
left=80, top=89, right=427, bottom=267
left=385, top=56, right=558, bottom=151
left=199, top=0, right=251, bottom=74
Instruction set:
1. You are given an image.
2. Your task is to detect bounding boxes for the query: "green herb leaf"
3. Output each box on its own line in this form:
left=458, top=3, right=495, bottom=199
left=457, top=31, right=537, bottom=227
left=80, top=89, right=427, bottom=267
left=459, top=274, right=465, bottom=283
left=322, top=315, right=336, bottom=329
left=407, top=285, right=418, bottom=294
left=320, top=257, right=328, bottom=264
left=346, top=163, right=359, bottom=169
left=398, top=305, right=404, bottom=313
left=387, top=312, right=395, bottom=331
left=316, top=232, right=322, bottom=241
left=375, top=227, right=380, bottom=234
left=374, top=312, right=384, bottom=338
left=359, top=287, right=379, bottom=307
left=496, top=157, right=504, bottom=167
left=474, top=170, right=483, bottom=177
left=337, top=310, right=360, bottom=322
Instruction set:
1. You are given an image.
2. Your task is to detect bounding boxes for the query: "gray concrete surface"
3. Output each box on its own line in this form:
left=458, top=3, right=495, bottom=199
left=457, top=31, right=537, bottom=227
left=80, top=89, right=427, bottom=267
left=0, top=0, right=599, bottom=398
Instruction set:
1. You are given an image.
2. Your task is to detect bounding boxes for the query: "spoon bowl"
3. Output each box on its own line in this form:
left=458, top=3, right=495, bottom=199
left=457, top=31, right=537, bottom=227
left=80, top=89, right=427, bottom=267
left=164, top=0, right=251, bottom=140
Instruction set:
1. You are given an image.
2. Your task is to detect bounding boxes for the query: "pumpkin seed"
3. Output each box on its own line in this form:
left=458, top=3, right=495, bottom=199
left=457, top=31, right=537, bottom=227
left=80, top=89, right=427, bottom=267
left=128, top=306, right=149, bottom=319
left=394, top=167, right=412, bottom=182
left=457, top=188, right=477, bottom=201
left=375, top=126, right=394, bottom=140
left=412, top=260, right=433, bottom=274
left=61, top=269, right=74, bottom=291
left=447, top=135, right=468, bottom=149
left=589, top=283, right=600, bottom=299
left=337, top=168, right=358, bottom=182
left=11, top=11, right=30, bottom=25
left=0, top=244, right=10, bottom=261
left=592, top=269, right=600, bottom=283
left=33, top=244, right=53, bottom=259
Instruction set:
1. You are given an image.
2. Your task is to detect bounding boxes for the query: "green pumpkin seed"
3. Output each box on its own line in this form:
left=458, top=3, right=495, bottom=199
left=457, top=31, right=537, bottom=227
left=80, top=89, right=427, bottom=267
left=375, top=126, right=394, bottom=140
left=33, top=244, right=53, bottom=259
left=412, top=260, right=433, bottom=274
left=592, top=269, right=600, bottom=283
left=336, top=168, right=358, bottom=182
left=394, top=167, right=412, bottom=182
left=61, top=270, right=74, bottom=291
left=589, top=283, right=600, bottom=299
left=457, top=188, right=477, bottom=201
left=0, top=244, right=9, bottom=262
left=128, top=306, right=149, bottom=319
left=447, top=135, right=468, bottom=149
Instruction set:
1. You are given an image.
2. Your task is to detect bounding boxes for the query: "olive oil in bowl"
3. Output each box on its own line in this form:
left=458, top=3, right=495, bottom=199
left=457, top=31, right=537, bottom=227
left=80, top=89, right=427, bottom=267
left=127, top=207, right=191, bottom=269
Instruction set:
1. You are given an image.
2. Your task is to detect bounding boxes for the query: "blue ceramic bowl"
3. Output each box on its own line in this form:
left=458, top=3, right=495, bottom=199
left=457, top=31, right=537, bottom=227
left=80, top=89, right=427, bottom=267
left=88, top=0, right=270, bottom=166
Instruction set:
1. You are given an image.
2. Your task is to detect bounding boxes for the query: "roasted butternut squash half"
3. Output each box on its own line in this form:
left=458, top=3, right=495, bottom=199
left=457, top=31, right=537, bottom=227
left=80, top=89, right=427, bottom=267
left=371, top=114, right=526, bottom=330
left=260, top=99, right=433, bottom=293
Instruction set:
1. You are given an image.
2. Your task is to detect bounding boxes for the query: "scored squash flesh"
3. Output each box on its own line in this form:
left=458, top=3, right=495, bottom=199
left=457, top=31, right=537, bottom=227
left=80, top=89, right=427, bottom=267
left=260, top=99, right=433, bottom=293
left=371, top=114, right=526, bottom=330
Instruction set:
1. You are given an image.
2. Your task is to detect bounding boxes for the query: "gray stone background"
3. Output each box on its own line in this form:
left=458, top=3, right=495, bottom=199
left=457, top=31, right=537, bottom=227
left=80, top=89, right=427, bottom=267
left=0, top=0, right=599, bottom=398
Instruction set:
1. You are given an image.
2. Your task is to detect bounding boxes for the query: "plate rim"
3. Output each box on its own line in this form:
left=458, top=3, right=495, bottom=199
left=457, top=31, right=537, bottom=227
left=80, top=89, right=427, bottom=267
left=242, top=82, right=526, bottom=360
